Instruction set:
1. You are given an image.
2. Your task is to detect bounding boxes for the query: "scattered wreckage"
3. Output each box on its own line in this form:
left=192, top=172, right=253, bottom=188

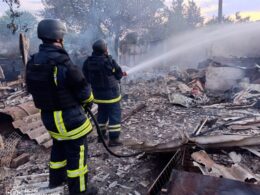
left=0, top=56, right=260, bottom=194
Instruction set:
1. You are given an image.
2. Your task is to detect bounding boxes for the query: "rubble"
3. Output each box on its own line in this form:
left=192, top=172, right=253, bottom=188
left=192, top=150, right=260, bottom=184
left=242, top=147, right=260, bottom=158
left=167, top=170, right=260, bottom=195
left=0, top=132, right=21, bottom=167
left=168, top=93, right=195, bottom=108
left=0, top=56, right=260, bottom=194
left=205, top=66, right=245, bottom=91
left=10, top=153, right=30, bottom=168
left=0, top=101, right=52, bottom=149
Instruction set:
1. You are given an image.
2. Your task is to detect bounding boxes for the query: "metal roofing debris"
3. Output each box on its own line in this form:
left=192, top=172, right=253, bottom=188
left=167, top=170, right=260, bottom=195
left=192, top=150, right=260, bottom=184
left=0, top=101, right=52, bottom=148
left=0, top=132, right=21, bottom=167
left=0, top=101, right=99, bottom=149
left=130, top=134, right=260, bottom=153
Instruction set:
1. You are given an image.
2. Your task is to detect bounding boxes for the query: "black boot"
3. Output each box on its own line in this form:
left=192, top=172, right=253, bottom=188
left=97, top=130, right=108, bottom=143
left=49, top=168, right=67, bottom=189
left=108, top=138, right=123, bottom=147
left=75, top=186, right=98, bottom=195
left=49, top=181, right=65, bottom=189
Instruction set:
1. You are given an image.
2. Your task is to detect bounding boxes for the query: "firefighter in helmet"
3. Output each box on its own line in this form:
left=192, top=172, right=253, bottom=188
left=82, top=39, right=126, bottom=147
left=26, top=19, right=97, bottom=195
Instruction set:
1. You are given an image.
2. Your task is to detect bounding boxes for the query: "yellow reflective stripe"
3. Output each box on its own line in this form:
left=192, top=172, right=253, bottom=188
left=83, top=92, right=94, bottom=104
left=109, top=128, right=121, bottom=132
left=108, top=124, right=121, bottom=128
left=53, top=66, right=58, bottom=86
left=109, top=124, right=121, bottom=132
left=48, top=122, right=92, bottom=140
left=49, top=160, right=67, bottom=169
left=65, top=119, right=91, bottom=136
left=93, top=95, right=121, bottom=104
left=67, top=144, right=88, bottom=192
left=67, top=164, right=88, bottom=178
left=53, top=111, right=67, bottom=135
left=79, top=145, right=85, bottom=192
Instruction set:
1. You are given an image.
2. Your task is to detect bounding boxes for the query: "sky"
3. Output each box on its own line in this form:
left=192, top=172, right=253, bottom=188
left=0, top=0, right=260, bottom=21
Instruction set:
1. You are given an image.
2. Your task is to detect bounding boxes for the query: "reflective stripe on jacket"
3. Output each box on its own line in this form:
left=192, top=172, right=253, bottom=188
left=41, top=106, right=92, bottom=140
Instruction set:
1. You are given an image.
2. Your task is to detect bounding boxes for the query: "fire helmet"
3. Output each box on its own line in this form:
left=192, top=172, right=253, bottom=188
left=92, top=39, right=107, bottom=53
left=37, top=19, right=67, bottom=41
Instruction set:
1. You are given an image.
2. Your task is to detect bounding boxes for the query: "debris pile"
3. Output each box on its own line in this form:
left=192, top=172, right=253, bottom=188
left=0, top=56, right=260, bottom=194
left=121, top=57, right=260, bottom=194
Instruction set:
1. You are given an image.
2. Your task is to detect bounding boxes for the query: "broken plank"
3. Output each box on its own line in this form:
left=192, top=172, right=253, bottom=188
left=190, top=134, right=260, bottom=148
left=122, top=103, right=146, bottom=122
left=242, top=146, right=260, bottom=158
left=228, top=124, right=260, bottom=131
left=10, top=153, right=30, bottom=168
left=228, top=116, right=260, bottom=125
left=129, top=137, right=188, bottom=153
left=194, top=117, right=209, bottom=136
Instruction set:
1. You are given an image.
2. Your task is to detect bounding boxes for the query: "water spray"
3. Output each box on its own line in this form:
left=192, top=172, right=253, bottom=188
left=126, top=22, right=260, bottom=76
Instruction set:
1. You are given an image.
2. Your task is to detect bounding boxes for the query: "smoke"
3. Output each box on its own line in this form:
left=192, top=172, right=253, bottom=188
left=0, top=37, right=20, bottom=57
left=0, top=35, right=40, bottom=58
left=127, top=22, right=260, bottom=75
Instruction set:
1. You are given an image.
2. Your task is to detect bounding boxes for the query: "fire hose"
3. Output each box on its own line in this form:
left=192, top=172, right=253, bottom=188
left=85, top=107, right=143, bottom=158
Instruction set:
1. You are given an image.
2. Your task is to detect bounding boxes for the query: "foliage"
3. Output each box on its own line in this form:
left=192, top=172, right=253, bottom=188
left=0, top=11, right=37, bottom=38
left=166, top=0, right=204, bottom=35
left=2, top=0, right=21, bottom=33
left=206, top=12, right=251, bottom=25
left=0, top=11, right=38, bottom=56
left=41, top=0, right=167, bottom=56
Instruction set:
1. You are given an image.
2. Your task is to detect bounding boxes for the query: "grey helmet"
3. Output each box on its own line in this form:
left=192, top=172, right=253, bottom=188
left=37, top=19, right=67, bottom=41
left=92, top=39, right=107, bottom=53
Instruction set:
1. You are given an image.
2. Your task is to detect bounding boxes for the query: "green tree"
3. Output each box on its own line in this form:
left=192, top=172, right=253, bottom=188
left=206, top=12, right=250, bottom=25
left=166, top=0, right=204, bottom=36
left=2, top=0, right=21, bottom=33
left=167, top=0, right=187, bottom=34
left=0, top=11, right=38, bottom=56
left=41, top=0, right=167, bottom=57
left=186, top=0, right=204, bottom=29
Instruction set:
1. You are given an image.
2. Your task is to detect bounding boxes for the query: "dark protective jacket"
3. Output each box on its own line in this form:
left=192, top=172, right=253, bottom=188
left=82, top=52, right=123, bottom=104
left=26, top=43, right=93, bottom=140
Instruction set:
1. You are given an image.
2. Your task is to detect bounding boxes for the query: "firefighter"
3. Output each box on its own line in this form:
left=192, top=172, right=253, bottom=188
left=26, top=19, right=97, bottom=195
left=82, top=39, right=126, bottom=147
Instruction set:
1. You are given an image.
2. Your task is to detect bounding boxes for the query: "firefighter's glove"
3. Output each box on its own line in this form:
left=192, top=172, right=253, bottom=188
left=122, top=71, right=128, bottom=77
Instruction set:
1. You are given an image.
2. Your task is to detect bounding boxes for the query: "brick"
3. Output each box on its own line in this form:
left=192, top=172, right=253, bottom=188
left=10, top=153, right=30, bottom=168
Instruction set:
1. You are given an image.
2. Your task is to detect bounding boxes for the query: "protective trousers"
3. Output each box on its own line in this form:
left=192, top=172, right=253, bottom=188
left=49, top=136, right=88, bottom=194
left=97, top=102, right=121, bottom=140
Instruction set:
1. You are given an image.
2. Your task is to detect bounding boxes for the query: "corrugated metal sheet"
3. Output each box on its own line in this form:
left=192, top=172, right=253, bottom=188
left=0, top=101, right=98, bottom=149
left=0, top=101, right=52, bottom=148
left=167, top=170, right=260, bottom=195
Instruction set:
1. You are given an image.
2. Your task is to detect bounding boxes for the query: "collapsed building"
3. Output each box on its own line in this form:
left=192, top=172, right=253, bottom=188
left=0, top=54, right=260, bottom=195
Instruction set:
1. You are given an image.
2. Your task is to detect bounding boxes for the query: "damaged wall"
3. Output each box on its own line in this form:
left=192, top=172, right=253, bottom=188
left=0, top=57, right=23, bottom=81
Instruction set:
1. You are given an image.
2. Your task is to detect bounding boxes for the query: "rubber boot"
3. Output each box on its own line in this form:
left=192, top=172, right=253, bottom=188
left=97, top=130, right=108, bottom=143
left=108, top=137, right=123, bottom=147
left=75, top=186, right=98, bottom=195
left=49, top=182, right=65, bottom=189
left=49, top=168, right=67, bottom=189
